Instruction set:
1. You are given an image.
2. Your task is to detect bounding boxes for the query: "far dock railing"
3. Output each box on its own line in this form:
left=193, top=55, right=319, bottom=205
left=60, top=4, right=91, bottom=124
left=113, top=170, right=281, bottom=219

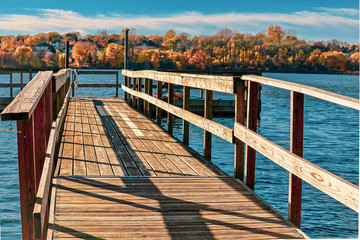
left=122, top=69, right=359, bottom=228
left=71, top=70, right=119, bottom=97
left=1, top=69, right=71, bottom=240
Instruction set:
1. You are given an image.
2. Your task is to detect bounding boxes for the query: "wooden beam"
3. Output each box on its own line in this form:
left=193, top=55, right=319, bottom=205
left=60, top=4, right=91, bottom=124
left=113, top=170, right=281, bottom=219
left=167, top=83, right=174, bottom=134
left=288, top=91, right=304, bottom=228
left=242, top=75, right=360, bottom=110
left=204, top=90, right=213, bottom=160
left=122, top=85, right=233, bottom=143
left=183, top=86, right=190, bottom=145
left=244, top=81, right=259, bottom=190
left=144, top=78, right=149, bottom=115
left=10, top=73, right=13, bottom=98
left=1, top=71, right=53, bottom=121
left=122, top=70, right=235, bottom=94
left=234, top=122, right=359, bottom=212
left=234, top=78, right=245, bottom=180
left=116, top=72, right=119, bottom=97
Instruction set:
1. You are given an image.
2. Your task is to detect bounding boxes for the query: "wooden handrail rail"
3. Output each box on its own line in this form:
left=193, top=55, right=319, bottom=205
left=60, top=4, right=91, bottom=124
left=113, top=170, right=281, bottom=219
left=1, top=71, right=53, bottom=121
left=242, top=75, right=360, bottom=110
left=234, top=122, right=359, bottom=212
left=122, top=69, right=235, bottom=94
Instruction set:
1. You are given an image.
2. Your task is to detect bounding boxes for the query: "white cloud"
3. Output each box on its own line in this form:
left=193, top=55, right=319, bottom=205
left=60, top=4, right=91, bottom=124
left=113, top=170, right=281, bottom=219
left=0, top=8, right=358, bottom=42
left=317, top=7, right=359, bottom=17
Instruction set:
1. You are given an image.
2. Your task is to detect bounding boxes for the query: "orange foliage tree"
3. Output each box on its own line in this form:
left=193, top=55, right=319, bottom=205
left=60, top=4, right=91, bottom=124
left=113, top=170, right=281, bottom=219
left=72, top=41, right=97, bottom=67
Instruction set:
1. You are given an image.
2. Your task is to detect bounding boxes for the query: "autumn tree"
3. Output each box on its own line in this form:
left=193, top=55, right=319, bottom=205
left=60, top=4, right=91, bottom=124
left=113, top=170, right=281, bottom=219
left=72, top=41, right=97, bottom=67
left=105, top=43, right=123, bottom=68
left=14, top=46, right=33, bottom=66
left=1, top=36, right=17, bottom=52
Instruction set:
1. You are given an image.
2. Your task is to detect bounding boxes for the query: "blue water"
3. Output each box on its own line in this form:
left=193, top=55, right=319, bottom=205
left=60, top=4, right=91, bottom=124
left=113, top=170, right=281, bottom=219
left=0, top=71, right=358, bottom=239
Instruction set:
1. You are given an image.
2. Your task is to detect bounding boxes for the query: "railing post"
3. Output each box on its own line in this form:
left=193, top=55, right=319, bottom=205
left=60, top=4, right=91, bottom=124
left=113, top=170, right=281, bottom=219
left=115, top=72, right=119, bottom=97
left=289, top=91, right=304, bottom=228
left=234, top=78, right=245, bottom=180
left=156, top=81, right=162, bottom=124
left=71, top=71, right=75, bottom=97
left=16, top=117, right=35, bottom=240
left=29, top=69, right=32, bottom=82
left=204, top=89, right=213, bottom=160
left=183, top=86, right=190, bottom=145
left=132, top=78, right=136, bottom=107
left=138, top=78, right=142, bottom=111
left=124, top=28, right=129, bottom=69
left=144, top=78, right=149, bottom=114
left=148, top=79, right=153, bottom=116
left=45, top=79, right=53, bottom=143
left=244, top=81, right=259, bottom=190
left=10, top=73, right=13, bottom=98
left=124, top=76, right=128, bottom=102
left=167, top=83, right=174, bottom=134
left=20, top=72, right=24, bottom=90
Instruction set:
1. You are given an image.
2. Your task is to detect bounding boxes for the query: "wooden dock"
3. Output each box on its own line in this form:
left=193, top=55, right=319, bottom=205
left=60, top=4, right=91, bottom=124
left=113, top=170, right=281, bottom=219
left=49, top=97, right=306, bottom=239
left=1, top=68, right=358, bottom=240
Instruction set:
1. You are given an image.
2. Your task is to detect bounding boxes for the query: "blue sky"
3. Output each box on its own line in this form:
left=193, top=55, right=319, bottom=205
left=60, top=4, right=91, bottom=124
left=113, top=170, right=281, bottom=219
left=0, top=0, right=359, bottom=43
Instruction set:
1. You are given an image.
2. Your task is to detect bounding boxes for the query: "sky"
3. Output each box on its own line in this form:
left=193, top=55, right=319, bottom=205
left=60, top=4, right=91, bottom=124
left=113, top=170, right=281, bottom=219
left=0, top=0, right=359, bottom=43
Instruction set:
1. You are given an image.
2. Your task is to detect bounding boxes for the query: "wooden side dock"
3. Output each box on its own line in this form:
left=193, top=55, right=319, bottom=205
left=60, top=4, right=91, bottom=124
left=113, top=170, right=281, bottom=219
left=49, top=97, right=306, bottom=239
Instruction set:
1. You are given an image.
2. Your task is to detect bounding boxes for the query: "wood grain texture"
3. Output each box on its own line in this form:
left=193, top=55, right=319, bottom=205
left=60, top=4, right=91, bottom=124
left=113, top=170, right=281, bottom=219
left=50, top=176, right=306, bottom=239
left=234, top=79, right=245, bottom=180
left=234, top=122, right=359, bottom=212
left=242, top=75, right=360, bottom=110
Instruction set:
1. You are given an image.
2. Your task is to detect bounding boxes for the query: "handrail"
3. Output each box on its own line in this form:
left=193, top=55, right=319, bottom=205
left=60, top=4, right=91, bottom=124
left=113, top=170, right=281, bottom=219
left=242, top=75, right=360, bottom=110
left=122, top=69, right=359, bottom=230
left=1, top=71, right=53, bottom=120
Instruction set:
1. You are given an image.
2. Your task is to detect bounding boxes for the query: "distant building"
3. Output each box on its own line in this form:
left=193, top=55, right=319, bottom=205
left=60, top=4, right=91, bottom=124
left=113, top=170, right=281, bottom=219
left=51, top=40, right=66, bottom=52
left=32, top=42, right=56, bottom=54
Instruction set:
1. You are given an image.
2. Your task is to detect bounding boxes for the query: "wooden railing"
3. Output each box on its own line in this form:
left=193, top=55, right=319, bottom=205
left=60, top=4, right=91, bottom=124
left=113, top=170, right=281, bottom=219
left=0, top=69, right=71, bottom=240
left=71, top=70, right=119, bottom=97
left=122, top=69, right=359, bottom=229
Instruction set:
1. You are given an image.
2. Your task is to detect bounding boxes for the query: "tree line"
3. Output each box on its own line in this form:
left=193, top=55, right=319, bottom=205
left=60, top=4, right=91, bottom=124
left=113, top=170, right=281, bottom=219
left=0, top=26, right=358, bottom=74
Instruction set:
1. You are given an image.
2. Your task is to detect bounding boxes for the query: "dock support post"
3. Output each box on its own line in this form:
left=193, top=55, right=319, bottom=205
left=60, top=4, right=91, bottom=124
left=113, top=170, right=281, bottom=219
left=204, top=89, right=213, bottom=160
left=16, top=117, right=35, bottom=240
left=167, top=83, right=174, bottom=134
left=234, top=78, right=245, bottom=180
left=244, top=81, right=259, bottom=190
left=289, top=91, right=304, bottom=228
left=138, top=78, right=143, bottom=111
left=124, top=28, right=129, bottom=70
left=156, top=81, right=162, bottom=124
left=65, top=41, right=69, bottom=69
left=148, top=79, right=153, bottom=116
left=183, top=86, right=190, bottom=145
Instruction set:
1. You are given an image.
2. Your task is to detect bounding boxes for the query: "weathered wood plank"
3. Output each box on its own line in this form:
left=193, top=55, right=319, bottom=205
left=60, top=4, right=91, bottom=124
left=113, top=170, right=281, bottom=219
left=203, top=90, right=213, bottom=160
left=234, top=122, right=359, bottom=212
left=182, top=86, right=190, bottom=145
left=242, top=75, right=360, bottom=110
left=234, top=78, right=245, bottom=180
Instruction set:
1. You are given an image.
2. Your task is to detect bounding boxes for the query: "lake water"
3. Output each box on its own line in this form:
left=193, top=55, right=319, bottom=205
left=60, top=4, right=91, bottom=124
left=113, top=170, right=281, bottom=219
left=0, top=71, right=358, bottom=239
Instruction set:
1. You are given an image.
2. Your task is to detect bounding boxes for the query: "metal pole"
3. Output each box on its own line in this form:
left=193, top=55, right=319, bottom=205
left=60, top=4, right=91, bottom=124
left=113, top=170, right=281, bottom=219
left=65, top=41, right=69, bottom=69
left=124, top=28, right=129, bottom=69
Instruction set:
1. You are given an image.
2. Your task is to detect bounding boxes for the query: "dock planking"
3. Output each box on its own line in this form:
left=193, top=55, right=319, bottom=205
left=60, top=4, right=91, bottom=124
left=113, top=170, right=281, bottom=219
left=50, top=97, right=307, bottom=239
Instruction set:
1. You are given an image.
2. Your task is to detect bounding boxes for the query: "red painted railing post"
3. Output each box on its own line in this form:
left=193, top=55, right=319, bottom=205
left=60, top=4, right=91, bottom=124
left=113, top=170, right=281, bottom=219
left=156, top=81, right=162, bottom=124
left=234, top=78, right=245, bottom=180
left=17, top=116, right=36, bottom=240
left=289, top=91, right=304, bottom=228
left=244, top=81, right=259, bottom=190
